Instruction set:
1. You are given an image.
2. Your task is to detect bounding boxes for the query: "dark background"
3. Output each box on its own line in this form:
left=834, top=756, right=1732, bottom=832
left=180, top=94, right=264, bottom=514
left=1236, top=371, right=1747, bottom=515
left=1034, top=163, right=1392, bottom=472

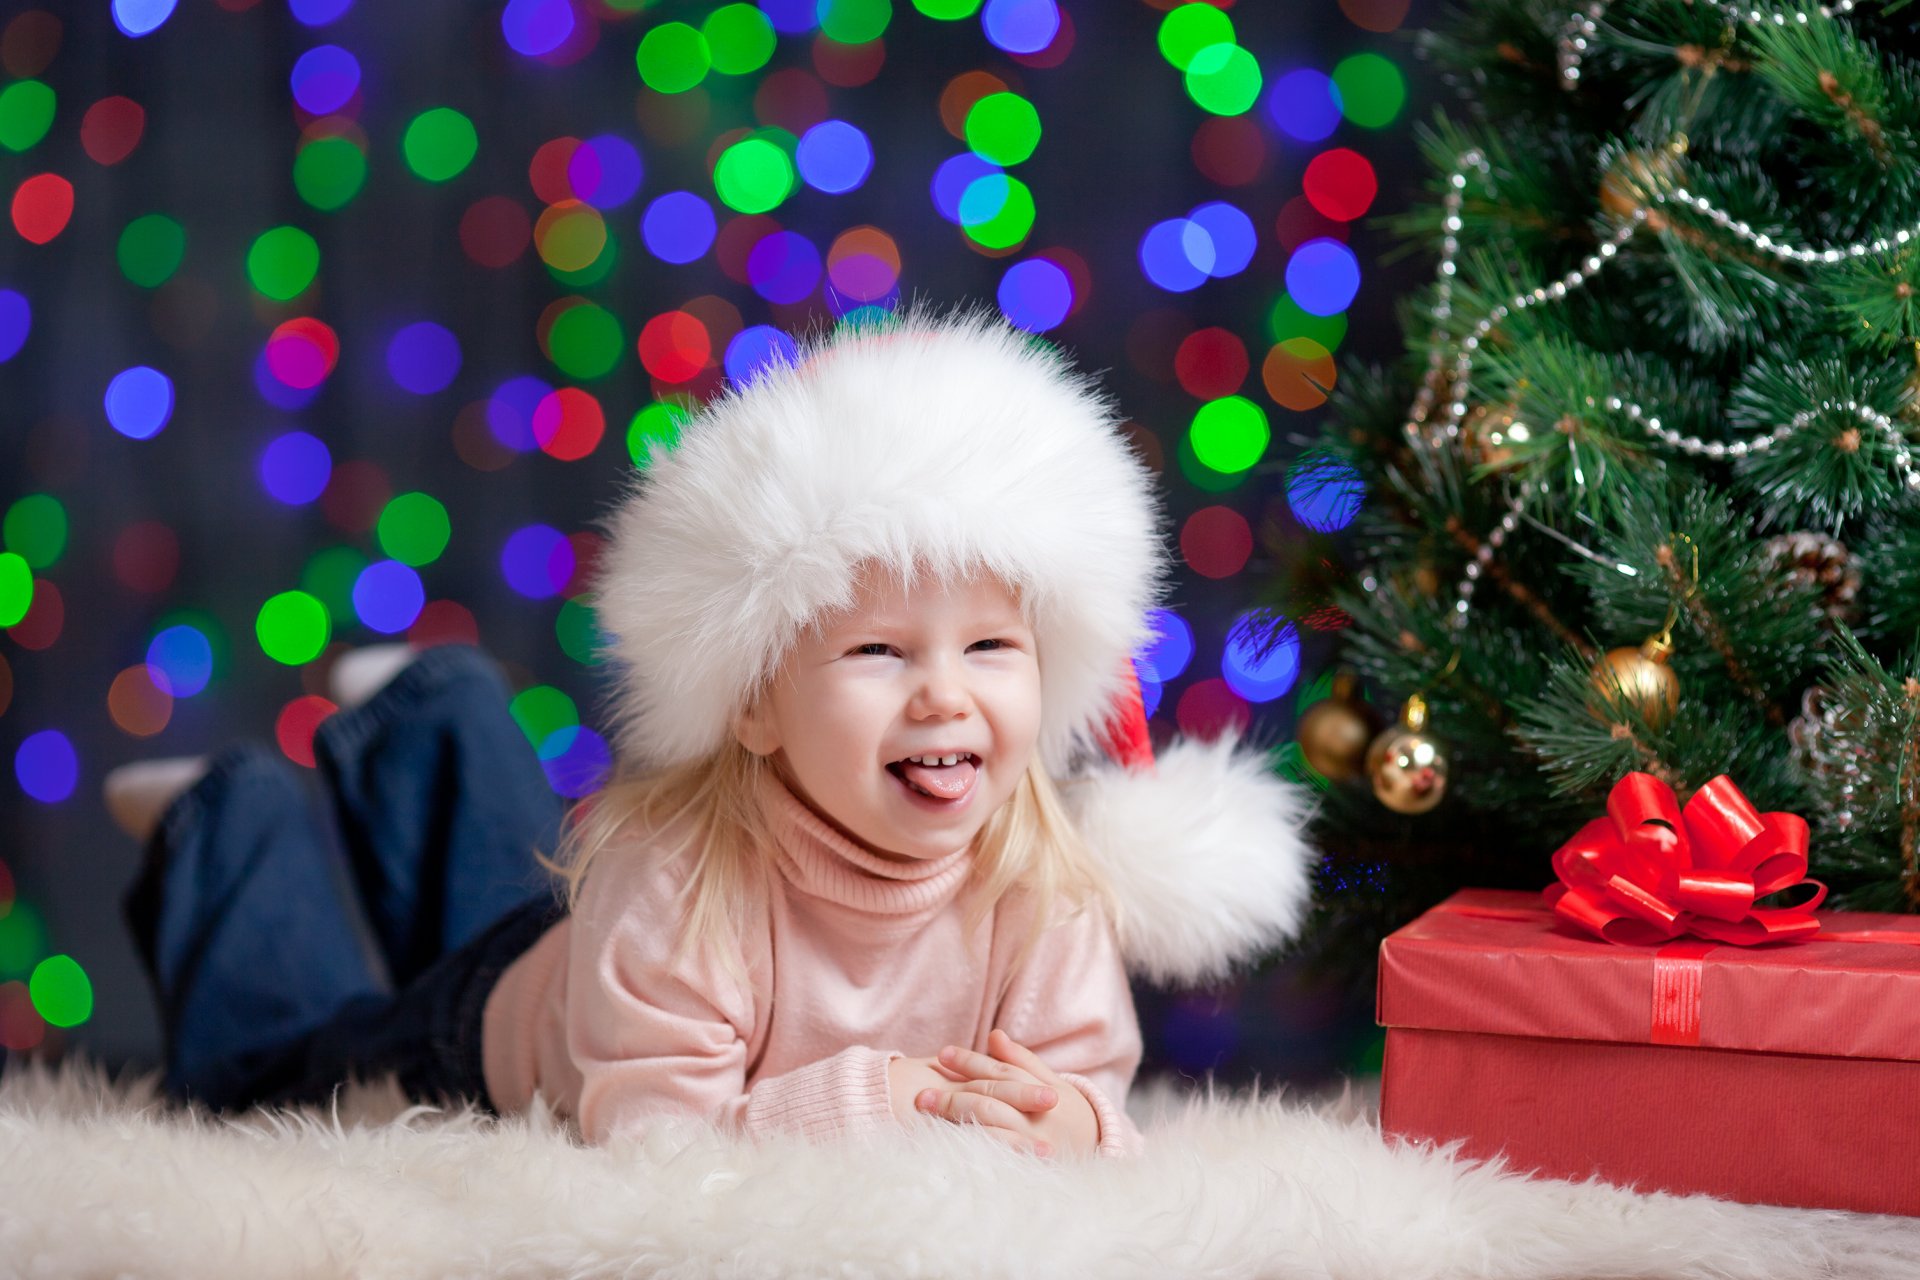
left=0, top=0, right=1428, bottom=1091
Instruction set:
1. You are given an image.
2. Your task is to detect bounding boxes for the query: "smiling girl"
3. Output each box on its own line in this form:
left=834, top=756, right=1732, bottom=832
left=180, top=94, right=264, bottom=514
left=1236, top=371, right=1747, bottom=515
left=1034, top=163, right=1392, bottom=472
left=119, top=308, right=1314, bottom=1160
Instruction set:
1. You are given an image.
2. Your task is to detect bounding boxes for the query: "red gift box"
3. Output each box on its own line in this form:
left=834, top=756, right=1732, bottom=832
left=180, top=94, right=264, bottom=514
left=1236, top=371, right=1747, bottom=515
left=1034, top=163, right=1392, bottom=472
left=1377, top=888, right=1920, bottom=1216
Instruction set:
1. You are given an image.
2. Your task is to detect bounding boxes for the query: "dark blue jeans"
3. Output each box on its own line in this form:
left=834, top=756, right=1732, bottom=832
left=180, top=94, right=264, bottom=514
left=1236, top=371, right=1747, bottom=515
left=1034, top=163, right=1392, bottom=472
left=122, top=645, right=569, bottom=1113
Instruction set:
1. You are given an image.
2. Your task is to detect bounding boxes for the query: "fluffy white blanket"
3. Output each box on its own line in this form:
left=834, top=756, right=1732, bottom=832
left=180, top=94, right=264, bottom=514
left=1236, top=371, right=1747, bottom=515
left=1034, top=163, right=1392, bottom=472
left=2, top=1061, right=1914, bottom=1279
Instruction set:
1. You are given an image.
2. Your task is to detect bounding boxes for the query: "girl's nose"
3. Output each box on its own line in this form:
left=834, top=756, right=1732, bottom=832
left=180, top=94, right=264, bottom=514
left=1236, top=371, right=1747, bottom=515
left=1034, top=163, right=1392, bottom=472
left=909, top=659, right=971, bottom=717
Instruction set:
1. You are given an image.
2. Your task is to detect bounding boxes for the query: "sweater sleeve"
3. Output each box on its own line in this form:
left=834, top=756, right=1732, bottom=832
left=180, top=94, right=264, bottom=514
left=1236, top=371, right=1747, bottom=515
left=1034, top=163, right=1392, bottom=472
left=992, top=893, right=1147, bottom=1159
left=565, top=849, right=898, bottom=1146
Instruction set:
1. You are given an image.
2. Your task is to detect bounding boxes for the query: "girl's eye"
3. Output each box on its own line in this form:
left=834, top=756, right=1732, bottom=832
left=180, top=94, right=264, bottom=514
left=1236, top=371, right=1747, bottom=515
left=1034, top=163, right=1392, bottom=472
left=849, top=640, right=1008, bottom=656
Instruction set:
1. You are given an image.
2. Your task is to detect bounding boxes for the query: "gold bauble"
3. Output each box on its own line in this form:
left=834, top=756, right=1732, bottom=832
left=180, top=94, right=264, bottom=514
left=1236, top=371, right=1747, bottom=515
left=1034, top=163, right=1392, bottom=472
left=1589, top=636, right=1681, bottom=728
left=1366, top=694, right=1450, bottom=814
left=1297, top=672, right=1378, bottom=783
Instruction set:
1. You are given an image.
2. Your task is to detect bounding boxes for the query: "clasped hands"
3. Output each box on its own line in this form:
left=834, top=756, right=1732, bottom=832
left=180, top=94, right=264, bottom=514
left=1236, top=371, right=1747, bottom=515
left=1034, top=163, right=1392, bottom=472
left=886, top=1028, right=1099, bottom=1159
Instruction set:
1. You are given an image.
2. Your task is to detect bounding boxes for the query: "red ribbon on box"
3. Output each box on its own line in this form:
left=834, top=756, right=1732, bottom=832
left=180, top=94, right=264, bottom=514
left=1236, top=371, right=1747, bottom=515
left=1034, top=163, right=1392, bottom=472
left=1544, top=772, right=1826, bottom=948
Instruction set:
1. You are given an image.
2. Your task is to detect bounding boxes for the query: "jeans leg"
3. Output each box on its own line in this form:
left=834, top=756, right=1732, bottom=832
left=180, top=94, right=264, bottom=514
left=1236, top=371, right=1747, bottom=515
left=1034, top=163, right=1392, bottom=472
left=248, top=891, right=568, bottom=1114
left=313, top=645, right=562, bottom=989
left=122, top=744, right=389, bottom=1111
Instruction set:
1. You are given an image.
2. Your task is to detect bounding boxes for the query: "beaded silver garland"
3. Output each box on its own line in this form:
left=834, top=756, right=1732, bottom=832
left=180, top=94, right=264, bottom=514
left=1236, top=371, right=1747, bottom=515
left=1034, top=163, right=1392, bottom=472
left=1558, top=0, right=1860, bottom=88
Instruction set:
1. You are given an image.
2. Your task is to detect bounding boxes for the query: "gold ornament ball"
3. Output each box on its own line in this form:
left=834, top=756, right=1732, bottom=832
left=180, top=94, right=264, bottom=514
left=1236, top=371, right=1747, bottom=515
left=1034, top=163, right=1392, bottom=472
left=1297, top=680, right=1377, bottom=783
left=1589, top=638, right=1681, bottom=728
left=1367, top=727, right=1450, bottom=814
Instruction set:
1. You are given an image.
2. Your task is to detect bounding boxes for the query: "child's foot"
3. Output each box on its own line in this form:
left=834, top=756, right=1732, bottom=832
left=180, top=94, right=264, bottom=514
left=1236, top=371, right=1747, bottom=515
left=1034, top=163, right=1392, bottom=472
left=328, top=643, right=417, bottom=711
left=104, top=757, right=210, bottom=842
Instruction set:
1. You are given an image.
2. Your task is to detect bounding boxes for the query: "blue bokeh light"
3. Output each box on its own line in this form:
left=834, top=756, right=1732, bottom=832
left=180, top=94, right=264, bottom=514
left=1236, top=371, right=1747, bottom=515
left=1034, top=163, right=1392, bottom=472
left=981, top=0, right=1059, bottom=54
left=104, top=366, right=175, bottom=440
left=1138, top=608, right=1194, bottom=682
left=352, top=560, right=426, bottom=634
left=501, top=524, right=574, bottom=599
left=260, top=430, right=334, bottom=506
left=1286, top=238, right=1362, bottom=316
left=0, top=290, right=28, bottom=362
left=539, top=724, right=612, bottom=798
left=641, top=191, right=718, bottom=264
left=746, top=230, right=822, bottom=304
left=569, top=134, right=644, bottom=210
left=759, top=0, right=818, bottom=35
left=725, top=324, right=799, bottom=385
left=1139, top=219, right=1210, bottom=293
left=930, top=153, right=1001, bottom=224
left=290, top=45, right=360, bottom=115
left=112, top=0, right=178, bottom=38
left=501, top=0, right=574, bottom=56
left=1267, top=68, right=1343, bottom=143
left=288, top=0, right=354, bottom=27
left=147, top=624, right=214, bottom=697
left=16, top=729, right=77, bottom=804
left=997, top=257, right=1072, bottom=332
left=796, top=120, right=873, bottom=195
left=1286, top=457, right=1365, bottom=532
left=1189, top=201, right=1255, bottom=278
left=1223, top=613, right=1300, bottom=703
left=386, top=321, right=462, bottom=395
left=486, top=375, right=551, bottom=451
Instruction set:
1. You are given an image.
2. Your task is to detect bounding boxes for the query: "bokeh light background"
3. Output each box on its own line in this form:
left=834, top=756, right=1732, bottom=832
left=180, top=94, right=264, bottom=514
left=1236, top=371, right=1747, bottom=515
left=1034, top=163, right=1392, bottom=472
left=1, top=0, right=1421, bottom=1088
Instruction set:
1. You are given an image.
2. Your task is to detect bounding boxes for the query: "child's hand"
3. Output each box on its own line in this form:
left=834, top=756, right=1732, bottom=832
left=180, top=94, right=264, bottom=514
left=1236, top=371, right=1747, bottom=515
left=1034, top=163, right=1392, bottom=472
left=888, top=1039, right=1061, bottom=1158
left=916, top=1028, right=1100, bottom=1160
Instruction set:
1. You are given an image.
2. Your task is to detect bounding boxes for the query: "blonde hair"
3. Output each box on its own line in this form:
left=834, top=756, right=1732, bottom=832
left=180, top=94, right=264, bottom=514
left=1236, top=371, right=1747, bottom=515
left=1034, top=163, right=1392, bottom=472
left=539, top=735, right=1125, bottom=999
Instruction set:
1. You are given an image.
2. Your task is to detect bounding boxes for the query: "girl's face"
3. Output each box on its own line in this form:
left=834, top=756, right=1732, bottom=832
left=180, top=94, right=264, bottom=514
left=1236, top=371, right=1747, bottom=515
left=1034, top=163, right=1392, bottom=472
left=733, top=564, right=1042, bottom=863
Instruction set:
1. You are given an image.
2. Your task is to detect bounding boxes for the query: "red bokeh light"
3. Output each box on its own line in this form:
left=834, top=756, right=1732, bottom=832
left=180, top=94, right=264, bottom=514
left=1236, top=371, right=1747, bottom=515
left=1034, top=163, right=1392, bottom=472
left=1180, top=506, right=1254, bottom=580
left=11, top=173, right=73, bottom=245
left=81, top=96, right=146, bottom=165
left=1303, top=148, right=1379, bottom=222
left=276, top=694, right=339, bottom=768
left=1174, top=327, right=1249, bottom=399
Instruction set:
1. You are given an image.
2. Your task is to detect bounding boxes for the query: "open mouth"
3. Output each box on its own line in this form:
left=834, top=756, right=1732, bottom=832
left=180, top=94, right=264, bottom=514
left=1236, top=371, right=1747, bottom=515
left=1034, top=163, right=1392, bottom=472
left=885, top=752, right=981, bottom=805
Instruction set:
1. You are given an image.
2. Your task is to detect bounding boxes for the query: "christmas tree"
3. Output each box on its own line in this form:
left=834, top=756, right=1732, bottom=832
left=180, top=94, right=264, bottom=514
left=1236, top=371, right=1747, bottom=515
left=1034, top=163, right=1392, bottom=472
left=1269, top=0, right=1920, bottom=975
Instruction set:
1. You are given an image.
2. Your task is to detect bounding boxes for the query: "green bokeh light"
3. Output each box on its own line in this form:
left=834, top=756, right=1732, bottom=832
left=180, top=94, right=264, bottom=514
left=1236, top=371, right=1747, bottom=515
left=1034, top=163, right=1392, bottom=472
left=1332, top=53, right=1406, bottom=128
left=118, top=214, right=186, bottom=289
left=377, top=492, right=451, bottom=567
left=294, top=136, right=368, bottom=211
left=964, top=92, right=1041, bottom=166
left=1175, top=432, right=1246, bottom=495
left=256, top=590, right=331, bottom=666
left=556, top=596, right=602, bottom=665
left=627, top=402, right=687, bottom=468
left=0, top=553, right=32, bottom=628
left=0, top=901, right=45, bottom=980
left=913, top=0, right=981, bottom=16
left=402, top=107, right=478, bottom=182
left=818, top=0, right=891, bottom=44
left=636, top=22, right=711, bottom=93
left=703, top=4, right=776, bottom=75
left=1269, top=294, right=1348, bottom=350
left=713, top=136, right=795, bottom=214
left=547, top=302, right=624, bottom=379
left=1157, top=4, right=1234, bottom=71
left=0, top=80, right=55, bottom=152
left=247, top=226, right=320, bottom=301
left=1189, top=395, right=1270, bottom=474
left=958, top=173, right=1035, bottom=251
left=510, top=684, right=579, bottom=749
left=1185, top=43, right=1262, bottom=115
left=4, top=494, right=67, bottom=569
left=301, top=546, right=369, bottom=626
left=30, top=955, right=91, bottom=1028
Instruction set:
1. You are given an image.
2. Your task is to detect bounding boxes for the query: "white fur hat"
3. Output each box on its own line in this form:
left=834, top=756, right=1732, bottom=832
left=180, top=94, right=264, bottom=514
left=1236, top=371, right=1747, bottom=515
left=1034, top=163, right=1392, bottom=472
left=594, top=306, right=1315, bottom=986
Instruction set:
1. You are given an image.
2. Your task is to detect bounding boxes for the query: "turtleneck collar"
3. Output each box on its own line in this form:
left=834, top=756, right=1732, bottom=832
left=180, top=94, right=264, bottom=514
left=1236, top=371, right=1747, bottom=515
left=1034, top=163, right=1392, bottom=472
left=756, top=767, right=973, bottom=917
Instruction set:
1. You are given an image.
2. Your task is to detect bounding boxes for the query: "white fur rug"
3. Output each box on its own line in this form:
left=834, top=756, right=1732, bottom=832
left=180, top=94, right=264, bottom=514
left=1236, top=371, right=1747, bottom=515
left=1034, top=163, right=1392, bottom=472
left=2, top=1061, right=1914, bottom=1279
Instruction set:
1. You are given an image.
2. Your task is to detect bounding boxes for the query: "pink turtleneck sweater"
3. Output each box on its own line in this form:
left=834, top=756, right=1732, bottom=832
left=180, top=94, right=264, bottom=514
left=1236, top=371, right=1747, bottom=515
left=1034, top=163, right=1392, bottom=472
left=482, top=768, right=1145, bottom=1157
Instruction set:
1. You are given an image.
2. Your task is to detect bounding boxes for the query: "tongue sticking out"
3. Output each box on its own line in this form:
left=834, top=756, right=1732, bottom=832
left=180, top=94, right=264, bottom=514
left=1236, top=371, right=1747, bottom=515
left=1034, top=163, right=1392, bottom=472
left=897, top=758, right=978, bottom=800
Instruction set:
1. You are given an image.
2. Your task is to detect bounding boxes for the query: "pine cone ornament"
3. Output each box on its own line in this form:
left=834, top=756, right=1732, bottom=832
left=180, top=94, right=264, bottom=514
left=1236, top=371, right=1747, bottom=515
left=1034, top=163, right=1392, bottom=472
left=1788, top=685, right=1871, bottom=832
left=1765, top=531, right=1860, bottom=625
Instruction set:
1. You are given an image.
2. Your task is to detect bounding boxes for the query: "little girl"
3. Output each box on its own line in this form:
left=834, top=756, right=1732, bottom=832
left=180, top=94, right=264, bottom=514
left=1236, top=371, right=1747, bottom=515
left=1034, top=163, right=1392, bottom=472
left=117, top=308, right=1314, bottom=1160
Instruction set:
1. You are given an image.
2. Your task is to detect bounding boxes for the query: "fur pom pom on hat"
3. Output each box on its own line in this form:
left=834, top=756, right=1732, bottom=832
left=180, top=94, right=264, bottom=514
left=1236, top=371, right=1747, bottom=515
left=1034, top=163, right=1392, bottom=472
left=594, top=307, right=1316, bottom=985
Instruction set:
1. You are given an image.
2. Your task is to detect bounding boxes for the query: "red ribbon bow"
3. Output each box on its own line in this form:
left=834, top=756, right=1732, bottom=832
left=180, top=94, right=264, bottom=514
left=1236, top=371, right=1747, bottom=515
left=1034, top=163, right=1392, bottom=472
left=1544, top=772, right=1825, bottom=946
